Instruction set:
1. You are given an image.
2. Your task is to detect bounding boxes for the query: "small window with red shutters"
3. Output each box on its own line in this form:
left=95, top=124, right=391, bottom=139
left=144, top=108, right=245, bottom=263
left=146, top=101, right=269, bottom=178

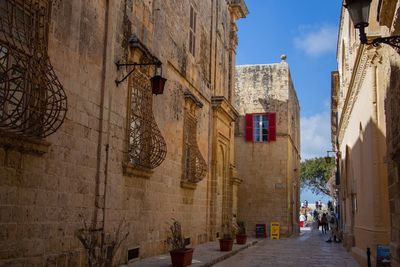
left=245, top=113, right=276, bottom=142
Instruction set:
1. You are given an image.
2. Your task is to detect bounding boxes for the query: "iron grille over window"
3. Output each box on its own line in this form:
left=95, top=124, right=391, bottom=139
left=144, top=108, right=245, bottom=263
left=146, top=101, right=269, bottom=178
left=182, top=91, right=207, bottom=183
left=125, top=35, right=166, bottom=170
left=0, top=0, right=67, bottom=138
left=128, top=69, right=166, bottom=169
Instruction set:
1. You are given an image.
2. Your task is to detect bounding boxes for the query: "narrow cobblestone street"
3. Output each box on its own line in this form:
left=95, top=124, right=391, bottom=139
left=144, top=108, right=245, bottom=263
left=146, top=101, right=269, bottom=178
left=214, top=226, right=360, bottom=267
left=129, top=225, right=361, bottom=267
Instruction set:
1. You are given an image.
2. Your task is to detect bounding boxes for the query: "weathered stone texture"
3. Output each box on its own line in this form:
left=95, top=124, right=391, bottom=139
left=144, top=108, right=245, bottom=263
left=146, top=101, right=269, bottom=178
left=234, top=61, right=300, bottom=237
left=334, top=2, right=397, bottom=265
left=385, top=50, right=400, bottom=264
left=0, top=0, right=247, bottom=265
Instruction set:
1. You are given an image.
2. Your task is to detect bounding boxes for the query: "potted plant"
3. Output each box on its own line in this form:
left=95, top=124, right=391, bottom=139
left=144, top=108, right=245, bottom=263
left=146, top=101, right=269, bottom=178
left=236, top=221, right=247, bottom=244
left=219, top=224, right=235, bottom=251
left=167, top=219, right=194, bottom=267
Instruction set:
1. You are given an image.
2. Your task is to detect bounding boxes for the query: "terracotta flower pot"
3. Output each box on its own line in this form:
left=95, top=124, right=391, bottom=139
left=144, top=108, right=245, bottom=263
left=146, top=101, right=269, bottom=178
left=219, top=238, right=234, bottom=251
left=236, top=234, right=247, bottom=245
left=170, top=248, right=194, bottom=267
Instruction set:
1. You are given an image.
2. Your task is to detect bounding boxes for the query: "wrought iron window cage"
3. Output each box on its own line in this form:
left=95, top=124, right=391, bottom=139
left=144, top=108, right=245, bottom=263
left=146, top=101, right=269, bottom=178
left=182, top=91, right=207, bottom=183
left=123, top=34, right=167, bottom=169
left=0, top=0, right=67, bottom=138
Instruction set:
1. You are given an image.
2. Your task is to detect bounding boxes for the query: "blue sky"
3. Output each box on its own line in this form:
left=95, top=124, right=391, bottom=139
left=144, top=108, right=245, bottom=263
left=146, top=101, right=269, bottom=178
left=236, top=1, right=341, bottom=203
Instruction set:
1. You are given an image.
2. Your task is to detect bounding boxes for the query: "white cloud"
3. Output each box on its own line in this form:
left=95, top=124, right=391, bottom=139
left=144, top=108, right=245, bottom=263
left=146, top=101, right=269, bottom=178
left=301, top=112, right=332, bottom=160
left=294, top=25, right=337, bottom=56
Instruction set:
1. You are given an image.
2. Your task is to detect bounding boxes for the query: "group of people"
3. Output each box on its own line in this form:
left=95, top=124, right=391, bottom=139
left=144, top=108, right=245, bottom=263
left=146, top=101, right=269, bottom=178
left=315, top=200, right=323, bottom=210
left=300, top=200, right=341, bottom=243
left=317, top=212, right=341, bottom=243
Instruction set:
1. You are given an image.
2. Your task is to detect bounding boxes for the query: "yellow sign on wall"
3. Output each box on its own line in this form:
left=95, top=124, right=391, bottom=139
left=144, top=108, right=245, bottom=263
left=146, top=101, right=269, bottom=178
left=270, top=222, right=280, bottom=240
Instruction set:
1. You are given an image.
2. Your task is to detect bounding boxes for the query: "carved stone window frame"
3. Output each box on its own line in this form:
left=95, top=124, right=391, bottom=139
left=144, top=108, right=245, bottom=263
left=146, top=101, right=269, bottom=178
left=181, top=90, right=207, bottom=189
left=122, top=35, right=167, bottom=178
left=0, top=0, right=67, bottom=141
left=189, top=4, right=197, bottom=57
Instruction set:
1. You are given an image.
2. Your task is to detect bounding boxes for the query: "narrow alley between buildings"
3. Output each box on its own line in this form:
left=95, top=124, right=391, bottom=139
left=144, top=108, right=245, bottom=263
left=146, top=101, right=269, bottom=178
left=128, top=225, right=360, bottom=267
left=214, top=226, right=360, bottom=267
left=2, top=0, right=400, bottom=266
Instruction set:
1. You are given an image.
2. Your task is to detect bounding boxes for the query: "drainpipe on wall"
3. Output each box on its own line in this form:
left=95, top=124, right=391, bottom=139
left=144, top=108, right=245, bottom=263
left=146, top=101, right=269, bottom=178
left=101, top=0, right=115, bottom=253
left=93, top=0, right=111, bottom=253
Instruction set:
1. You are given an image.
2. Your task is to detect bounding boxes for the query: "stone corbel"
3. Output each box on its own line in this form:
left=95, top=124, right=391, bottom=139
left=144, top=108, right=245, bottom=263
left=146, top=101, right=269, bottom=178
left=123, top=162, right=153, bottom=179
left=229, top=164, right=242, bottom=185
left=365, top=43, right=383, bottom=66
left=228, top=0, right=249, bottom=20
left=184, top=90, right=203, bottom=117
left=0, top=132, right=50, bottom=155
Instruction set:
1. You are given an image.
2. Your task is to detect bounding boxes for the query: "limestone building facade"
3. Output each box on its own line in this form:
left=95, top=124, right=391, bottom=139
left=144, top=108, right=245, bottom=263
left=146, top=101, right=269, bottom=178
left=332, top=1, right=400, bottom=265
left=0, top=0, right=248, bottom=265
left=378, top=1, right=400, bottom=266
left=234, top=58, right=301, bottom=237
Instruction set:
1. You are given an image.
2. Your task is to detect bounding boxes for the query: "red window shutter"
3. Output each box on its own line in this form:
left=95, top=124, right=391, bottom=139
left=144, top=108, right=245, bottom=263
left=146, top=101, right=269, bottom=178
left=268, top=112, right=276, bottom=141
left=245, top=114, right=253, bottom=142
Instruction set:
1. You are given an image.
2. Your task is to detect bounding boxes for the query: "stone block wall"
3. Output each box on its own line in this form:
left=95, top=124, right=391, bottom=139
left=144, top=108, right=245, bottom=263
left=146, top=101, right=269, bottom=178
left=384, top=52, right=400, bottom=265
left=234, top=60, right=300, bottom=237
left=0, top=0, right=247, bottom=265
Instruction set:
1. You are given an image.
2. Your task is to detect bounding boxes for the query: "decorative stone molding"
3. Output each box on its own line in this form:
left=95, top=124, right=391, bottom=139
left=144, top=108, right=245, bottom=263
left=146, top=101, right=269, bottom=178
left=180, top=181, right=197, bottom=190
left=211, top=96, right=239, bottom=123
left=228, top=0, right=249, bottom=19
left=122, top=162, right=153, bottom=179
left=229, top=165, right=242, bottom=185
left=338, top=45, right=376, bottom=144
left=0, top=132, right=50, bottom=155
left=331, top=71, right=339, bottom=147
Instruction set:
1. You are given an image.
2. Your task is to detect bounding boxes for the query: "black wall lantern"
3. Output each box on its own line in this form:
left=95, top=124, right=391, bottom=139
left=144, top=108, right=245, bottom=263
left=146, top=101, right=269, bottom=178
left=344, top=0, right=400, bottom=52
left=324, top=150, right=337, bottom=164
left=150, top=63, right=167, bottom=95
left=115, top=60, right=167, bottom=95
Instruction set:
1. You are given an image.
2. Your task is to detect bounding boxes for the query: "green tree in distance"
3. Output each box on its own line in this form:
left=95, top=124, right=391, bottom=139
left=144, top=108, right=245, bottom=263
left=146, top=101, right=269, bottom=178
left=300, top=157, right=335, bottom=196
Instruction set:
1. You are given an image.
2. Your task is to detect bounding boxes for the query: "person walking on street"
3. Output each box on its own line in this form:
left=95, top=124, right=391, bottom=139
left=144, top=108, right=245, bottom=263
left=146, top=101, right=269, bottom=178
left=326, top=213, right=341, bottom=243
left=321, top=213, right=328, bottom=234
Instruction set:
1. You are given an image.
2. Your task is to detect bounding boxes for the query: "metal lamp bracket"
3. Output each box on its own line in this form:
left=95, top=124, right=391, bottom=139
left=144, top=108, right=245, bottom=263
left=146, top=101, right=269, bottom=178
left=115, top=60, right=162, bottom=86
left=357, top=25, right=400, bottom=53
left=370, top=35, right=400, bottom=51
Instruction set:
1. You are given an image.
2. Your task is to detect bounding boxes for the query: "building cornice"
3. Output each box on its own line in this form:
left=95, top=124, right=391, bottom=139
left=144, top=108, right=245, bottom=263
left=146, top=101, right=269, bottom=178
left=228, top=0, right=249, bottom=20
left=337, top=45, right=379, bottom=144
left=331, top=71, right=339, bottom=148
left=338, top=45, right=368, bottom=144
left=211, top=96, right=239, bottom=122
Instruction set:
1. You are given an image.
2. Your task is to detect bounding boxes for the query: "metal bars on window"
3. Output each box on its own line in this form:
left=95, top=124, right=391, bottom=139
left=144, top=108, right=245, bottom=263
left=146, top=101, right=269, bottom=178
left=128, top=69, right=166, bottom=169
left=182, top=112, right=207, bottom=183
left=0, top=0, right=67, bottom=138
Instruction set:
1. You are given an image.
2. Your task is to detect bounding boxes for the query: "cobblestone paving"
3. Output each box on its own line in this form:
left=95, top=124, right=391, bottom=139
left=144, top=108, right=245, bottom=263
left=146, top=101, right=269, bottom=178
left=214, top=227, right=361, bottom=267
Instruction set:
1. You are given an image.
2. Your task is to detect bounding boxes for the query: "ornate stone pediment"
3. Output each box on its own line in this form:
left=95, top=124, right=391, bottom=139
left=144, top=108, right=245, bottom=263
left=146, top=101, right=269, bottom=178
left=228, top=0, right=249, bottom=19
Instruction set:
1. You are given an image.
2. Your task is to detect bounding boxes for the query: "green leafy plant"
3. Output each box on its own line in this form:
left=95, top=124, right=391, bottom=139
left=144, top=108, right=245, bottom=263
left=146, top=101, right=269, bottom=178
left=237, top=221, right=246, bottom=235
left=300, top=157, right=335, bottom=196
